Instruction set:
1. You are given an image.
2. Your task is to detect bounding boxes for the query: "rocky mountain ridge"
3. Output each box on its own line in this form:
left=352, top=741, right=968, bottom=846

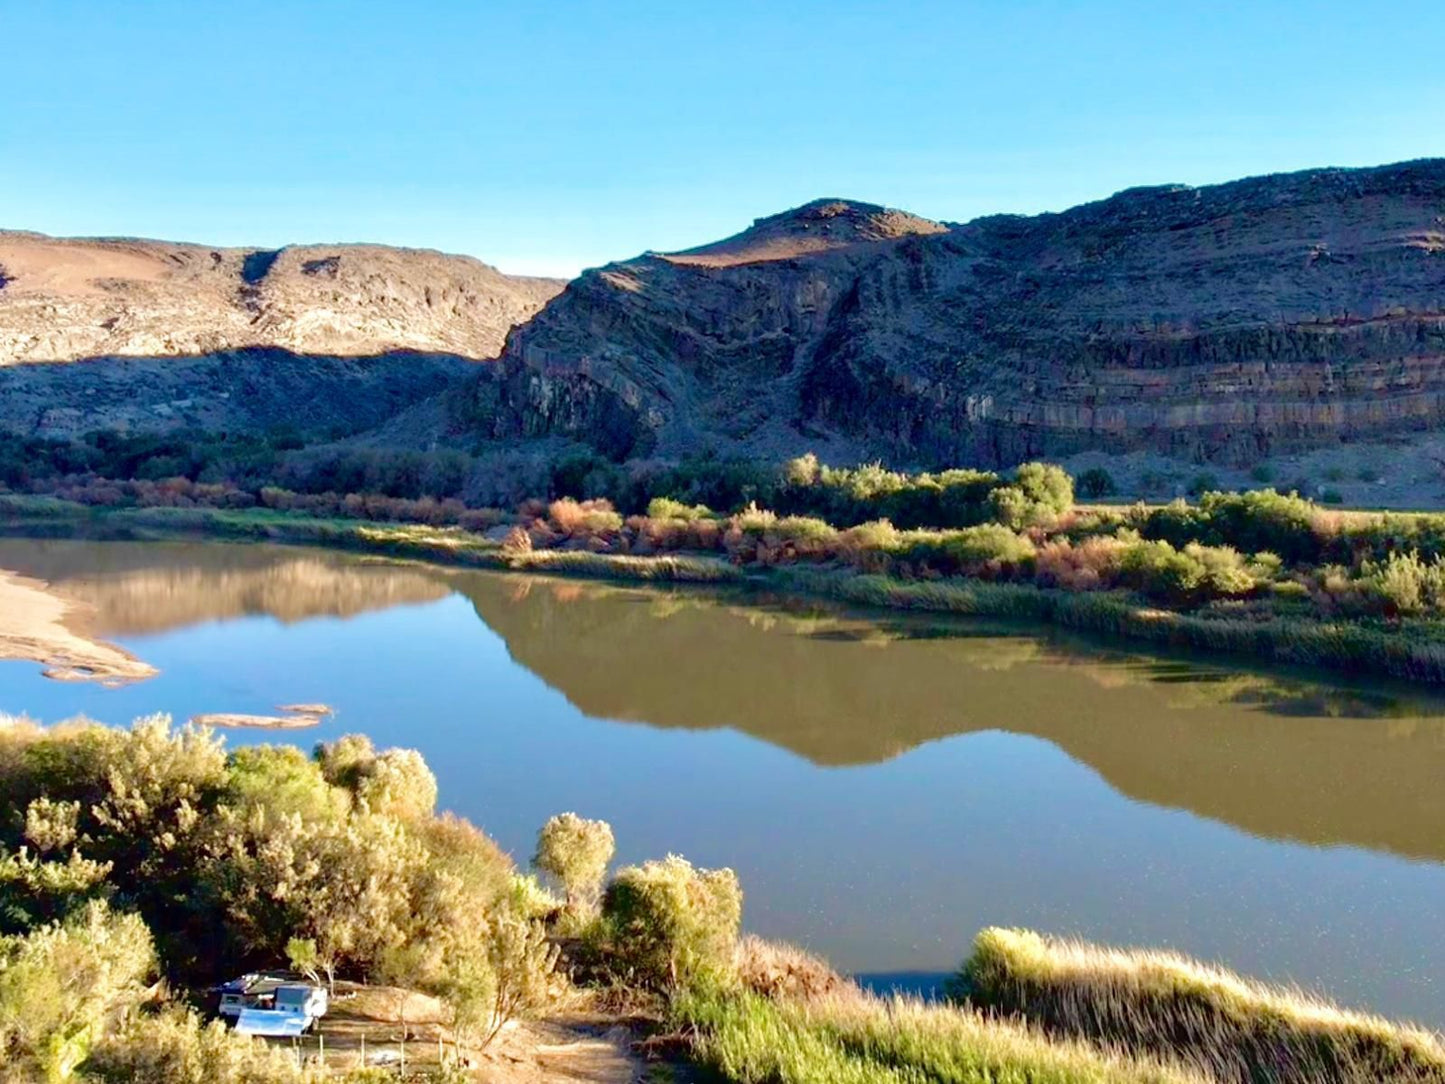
left=5, top=161, right=1444, bottom=466
left=0, top=232, right=564, bottom=363
left=0, top=233, right=564, bottom=439
left=477, top=160, right=1445, bottom=465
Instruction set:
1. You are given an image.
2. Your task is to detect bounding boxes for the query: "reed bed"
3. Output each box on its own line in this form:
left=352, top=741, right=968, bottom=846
left=678, top=986, right=1213, bottom=1084
left=956, top=928, right=1445, bottom=1084
left=779, top=570, right=1445, bottom=684
left=10, top=494, right=1445, bottom=685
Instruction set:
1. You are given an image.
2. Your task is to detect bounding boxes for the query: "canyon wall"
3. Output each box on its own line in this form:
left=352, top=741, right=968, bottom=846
left=477, top=162, right=1445, bottom=465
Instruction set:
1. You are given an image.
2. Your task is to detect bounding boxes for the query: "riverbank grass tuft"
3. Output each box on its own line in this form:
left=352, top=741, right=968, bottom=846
left=954, top=927, right=1445, bottom=1084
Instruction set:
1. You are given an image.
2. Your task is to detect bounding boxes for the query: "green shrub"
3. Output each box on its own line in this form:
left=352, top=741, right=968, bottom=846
left=1012, top=462, right=1074, bottom=515
left=943, top=524, right=1036, bottom=572
left=1357, top=551, right=1445, bottom=617
left=600, top=855, right=742, bottom=994
left=533, top=813, right=615, bottom=911
left=1143, top=490, right=1326, bottom=565
left=83, top=1006, right=315, bottom=1084
left=645, top=497, right=716, bottom=522
left=1185, top=472, right=1218, bottom=498
left=1075, top=467, right=1117, bottom=500
left=895, top=524, right=1036, bottom=577
left=782, top=453, right=821, bottom=487
left=0, top=901, right=156, bottom=1082
left=837, top=520, right=903, bottom=571
left=989, top=463, right=1073, bottom=529
left=1117, top=538, right=1209, bottom=606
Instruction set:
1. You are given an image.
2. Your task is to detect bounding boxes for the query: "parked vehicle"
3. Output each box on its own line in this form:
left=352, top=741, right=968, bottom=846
left=210, top=972, right=329, bottom=1036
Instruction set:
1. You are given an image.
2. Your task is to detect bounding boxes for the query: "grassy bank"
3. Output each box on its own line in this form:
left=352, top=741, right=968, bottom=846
left=777, top=569, right=1445, bottom=685
left=0, top=494, right=743, bottom=585
left=678, top=987, right=1211, bottom=1084
left=953, top=928, right=1445, bottom=1084
left=6, top=492, right=1445, bottom=686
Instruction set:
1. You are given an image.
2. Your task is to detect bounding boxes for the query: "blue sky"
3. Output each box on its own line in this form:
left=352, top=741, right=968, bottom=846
left=4, top=1, right=1442, bottom=277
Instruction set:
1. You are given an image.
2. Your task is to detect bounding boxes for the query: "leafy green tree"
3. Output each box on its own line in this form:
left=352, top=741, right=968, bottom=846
left=533, top=813, right=615, bottom=911
left=0, top=901, right=155, bottom=1082
left=0, top=849, right=112, bottom=935
left=601, top=855, right=742, bottom=994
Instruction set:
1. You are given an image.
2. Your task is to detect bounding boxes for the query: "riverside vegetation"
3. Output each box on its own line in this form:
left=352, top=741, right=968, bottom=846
left=10, top=437, right=1445, bottom=683
left=4, top=715, right=1444, bottom=1083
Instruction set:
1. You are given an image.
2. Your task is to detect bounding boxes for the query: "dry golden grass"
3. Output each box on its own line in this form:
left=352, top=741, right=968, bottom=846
left=680, top=985, right=1213, bottom=1084
left=959, top=928, right=1445, bottom=1084
left=735, top=936, right=848, bottom=1002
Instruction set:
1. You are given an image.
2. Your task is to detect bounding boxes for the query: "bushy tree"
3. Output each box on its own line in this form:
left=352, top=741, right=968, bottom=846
left=314, top=735, right=437, bottom=820
left=1075, top=467, right=1116, bottom=500
left=429, top=906, right=558, bottom=1055
left=203, top=806, right=423, bottom=987
left=8, top=717, right=226, bottom=876
left=600, top=855, right=741, bottom=993
left=0, top=849, right=112, bottom=935
left=533, top=813, right=615, bottom=911
left=989, top=462, right=1074, bottom=528
left=223, top=746, right=343, bottom=823
left=0, top=901, right=155, bottom=1082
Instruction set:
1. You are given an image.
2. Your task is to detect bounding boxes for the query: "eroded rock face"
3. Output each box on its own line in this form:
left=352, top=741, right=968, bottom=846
left=0, top=233, right=564, bottom=363
left=477, top=164, right=1445, bottom=465
left=0, top=233, right=565, bottom=438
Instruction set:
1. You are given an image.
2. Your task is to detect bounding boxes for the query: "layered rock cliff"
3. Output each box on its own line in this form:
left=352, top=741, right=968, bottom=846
left=477, top=162, right=1445, bottom=465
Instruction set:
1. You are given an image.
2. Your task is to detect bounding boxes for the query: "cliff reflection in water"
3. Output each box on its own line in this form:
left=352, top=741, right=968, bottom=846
left=0, top=538, right=450, bottom=636
left=2, top=538, right=1443, bottom=866
left=454, top=572, right=1445, bottom=865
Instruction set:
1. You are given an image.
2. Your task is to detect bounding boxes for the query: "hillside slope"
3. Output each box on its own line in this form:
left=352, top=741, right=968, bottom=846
left=475, top=162, right=1445, bottom=465
left=0, top=232, right=563, bottom=362
left=0, top=233, right=565, bottom=438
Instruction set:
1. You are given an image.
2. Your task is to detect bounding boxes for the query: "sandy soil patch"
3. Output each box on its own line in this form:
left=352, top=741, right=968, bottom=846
left=295, top=984, right=662, bottom=1082
left=0, top=569, right=156, bottom=685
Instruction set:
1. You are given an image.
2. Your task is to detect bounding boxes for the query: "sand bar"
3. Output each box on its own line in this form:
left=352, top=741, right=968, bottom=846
left=0, top=569, right=157, bottom=685
left=190, top=704, right=335, bottom=730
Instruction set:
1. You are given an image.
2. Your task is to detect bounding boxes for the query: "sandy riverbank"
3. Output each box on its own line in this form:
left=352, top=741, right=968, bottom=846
left=0, top=569, right=157, bottom=685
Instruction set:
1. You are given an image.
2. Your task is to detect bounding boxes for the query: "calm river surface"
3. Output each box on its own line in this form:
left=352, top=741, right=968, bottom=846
left=2, top=538, right=1444, bottom=1023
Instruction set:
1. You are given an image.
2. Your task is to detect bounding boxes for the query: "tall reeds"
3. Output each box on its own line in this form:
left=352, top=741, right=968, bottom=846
left=954, top=928, right=1445, bottom=1084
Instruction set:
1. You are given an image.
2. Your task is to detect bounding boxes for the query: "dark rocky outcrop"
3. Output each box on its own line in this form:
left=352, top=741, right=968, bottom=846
left=476, top=162, right=1445, bottom=466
